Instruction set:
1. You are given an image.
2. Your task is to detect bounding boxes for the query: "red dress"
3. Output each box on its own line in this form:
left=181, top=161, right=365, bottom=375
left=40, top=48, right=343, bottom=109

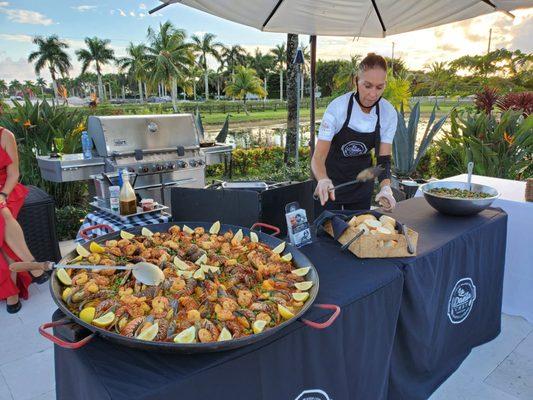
left=0, top=127, right=31, bottom=300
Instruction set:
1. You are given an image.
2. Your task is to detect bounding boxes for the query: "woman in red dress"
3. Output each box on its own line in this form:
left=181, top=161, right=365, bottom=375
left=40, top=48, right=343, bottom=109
left=0, top=126, right=49, bottom=313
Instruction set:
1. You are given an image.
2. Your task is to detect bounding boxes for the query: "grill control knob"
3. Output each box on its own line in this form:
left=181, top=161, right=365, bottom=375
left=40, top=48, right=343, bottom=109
left=127, top=167, right=135, bottom=173
left=140, top=166, right=149, bottom=173
left=166, top=163, right=175, bottom=170
left=189, top=160, right=198, bottom=167
left=177, top=161, right=187, bottom=168
left=156, top=165, right=164, bottom=172
left=196, top=159, right=204, bottom=166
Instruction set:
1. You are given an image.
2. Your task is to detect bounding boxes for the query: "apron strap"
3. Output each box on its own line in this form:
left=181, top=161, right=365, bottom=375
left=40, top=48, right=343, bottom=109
left=374, top=101, right=382, bottom=159
left=341, top=93, right=356, bottom=130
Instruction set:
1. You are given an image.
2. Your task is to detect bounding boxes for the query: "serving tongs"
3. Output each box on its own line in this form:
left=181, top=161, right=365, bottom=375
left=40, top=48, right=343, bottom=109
left=313, top=166, right=384, bottom=200
left=10, top=261, right=165, bottom=286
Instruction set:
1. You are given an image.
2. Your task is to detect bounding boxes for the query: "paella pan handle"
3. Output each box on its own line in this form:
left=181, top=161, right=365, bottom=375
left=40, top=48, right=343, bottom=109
left=301, top=304, right=341, bottom=330
left=39, top=319, right=95, bottom=349
left=79, top=224, right=114, bottom=241
left=250, top=222, right=280, bottom=237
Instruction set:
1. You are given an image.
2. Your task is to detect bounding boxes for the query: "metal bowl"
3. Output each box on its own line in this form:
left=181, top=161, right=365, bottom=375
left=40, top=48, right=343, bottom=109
left=419, top=181, right=500, bottom=216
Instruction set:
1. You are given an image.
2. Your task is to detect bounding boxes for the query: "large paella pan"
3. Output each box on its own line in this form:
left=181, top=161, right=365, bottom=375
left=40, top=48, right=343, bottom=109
left=40, top=221, right=339, bottom=353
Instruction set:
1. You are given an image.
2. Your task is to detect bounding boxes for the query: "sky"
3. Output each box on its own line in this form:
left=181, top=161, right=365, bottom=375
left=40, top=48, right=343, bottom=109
left=0, top=1, right=531, bottom=82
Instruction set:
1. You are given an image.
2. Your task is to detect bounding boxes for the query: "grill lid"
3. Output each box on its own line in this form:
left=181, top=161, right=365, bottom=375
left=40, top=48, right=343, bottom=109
left=87, top=114, right=200, bottom=157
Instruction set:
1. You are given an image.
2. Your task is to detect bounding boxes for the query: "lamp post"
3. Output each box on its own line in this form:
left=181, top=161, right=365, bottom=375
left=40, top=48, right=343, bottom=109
left=293, top=47, right=304, bottom=167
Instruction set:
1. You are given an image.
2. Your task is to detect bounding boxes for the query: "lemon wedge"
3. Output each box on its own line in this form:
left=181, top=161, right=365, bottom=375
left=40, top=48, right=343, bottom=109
left=278, top=304, right=295, bottom=320
left=231, top=229, right=243, bottom=245
left=182, top=225, right=194, bottom=234
left=281, top=253, right=293, bottom=262
left=193, top=269, right=205, bottom=281
left=292, top=292, right=309, bottom=302
left=120, top=230, right=135, bottom=240
left=141, top=227, right=153, bottom=237
left=136, top=322, right=159, bottom=341
left=209, top=221, right=221, bottom=234
left=250, top=231, right=259, bottom=243
left=92, top=311, right=115, bottom=328
left=200, top=264, right=211, bottom=273
left=68, top=255, right=83, bottom=264
left=56, top=268, right=72, bottom=286
left=272, top=242, right=286, bottom=254
left=195, top=254, right=208, bottom=265
left=252, top=320, right=267, bottom=334
left=173, top=257, right=190, bottom=271
left=79, top=307, right=96, bottom=324
left=177, top=270, right=193, bottom=279
left=89, top=241, right=105, bottom=254
left=174, top=326, right=196, bottom=343
left=208, top=266, right=220, bottom=274
left=294, top=281, right=313, bottom=291
left=292, top=267, right=310, bottom=277
left=217, top=327, right=232, bottom=341
left=62, top=287, right=72, bottom=301
left=76, top=244, right=90, bottom=258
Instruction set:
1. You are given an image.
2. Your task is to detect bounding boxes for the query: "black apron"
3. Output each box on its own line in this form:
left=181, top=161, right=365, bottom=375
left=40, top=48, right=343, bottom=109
left=324, top=93, right=381, bottom=209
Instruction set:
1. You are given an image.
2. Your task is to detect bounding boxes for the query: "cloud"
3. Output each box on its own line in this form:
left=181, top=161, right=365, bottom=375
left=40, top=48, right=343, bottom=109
left=139, top=3, right=147, bottom=10
left=129, top=11, right=136, bottom=17
left=0, top=57, right=40, bottom=81
left=0, top=5, right=54, bottom=25
left=118, top=8, right=126, bottom=17
left=0, top=33, right=33, bottom=43
left=72, top=5, right=97, bottom=12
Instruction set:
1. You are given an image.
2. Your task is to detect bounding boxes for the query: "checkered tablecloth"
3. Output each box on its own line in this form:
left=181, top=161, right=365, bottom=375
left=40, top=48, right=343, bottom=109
left=76, top=210, right=171, bottom=242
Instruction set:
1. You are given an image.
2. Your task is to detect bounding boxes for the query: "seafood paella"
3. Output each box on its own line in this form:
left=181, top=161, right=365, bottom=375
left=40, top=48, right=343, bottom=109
left=57, top=222, right=314, bottom=344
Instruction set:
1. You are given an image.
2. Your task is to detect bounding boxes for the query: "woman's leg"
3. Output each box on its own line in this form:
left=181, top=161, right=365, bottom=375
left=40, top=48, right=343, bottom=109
left=0, top=207, right=42, bottom=277
left=3, top=251, right=18, bottom=306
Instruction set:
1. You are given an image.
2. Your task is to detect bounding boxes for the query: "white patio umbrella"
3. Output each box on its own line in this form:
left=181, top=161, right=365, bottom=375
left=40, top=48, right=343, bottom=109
left=150, top=0, right=532, bottom=149
left=151, top=0, right=530, bottom=37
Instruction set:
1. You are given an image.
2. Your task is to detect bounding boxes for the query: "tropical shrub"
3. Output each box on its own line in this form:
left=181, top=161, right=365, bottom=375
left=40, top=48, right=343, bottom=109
left=0, top=98, right=88, bottom=207
left=436, top=108, right=533, bottom=180
left=392, top=101, right=449, bottom=178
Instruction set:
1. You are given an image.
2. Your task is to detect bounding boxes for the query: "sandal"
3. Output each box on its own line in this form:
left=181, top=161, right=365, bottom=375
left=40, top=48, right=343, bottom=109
left=6, top=300, right=22, bottom=314
left=29, top=261, right=51, bottom=285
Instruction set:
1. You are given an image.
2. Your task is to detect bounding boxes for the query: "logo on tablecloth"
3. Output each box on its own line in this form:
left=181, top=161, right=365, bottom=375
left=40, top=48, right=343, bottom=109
left=295, top=389, right=331, bottom=400
left=341, top=140, right=367, bottom=157
left=448, top=277, right=477, bottom=324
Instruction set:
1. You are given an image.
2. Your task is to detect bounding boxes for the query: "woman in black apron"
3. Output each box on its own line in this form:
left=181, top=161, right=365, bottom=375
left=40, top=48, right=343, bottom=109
left=312, top=53, right=396, bottom=211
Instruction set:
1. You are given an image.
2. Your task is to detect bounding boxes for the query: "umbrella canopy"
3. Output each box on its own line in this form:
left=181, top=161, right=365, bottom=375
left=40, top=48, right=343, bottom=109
left=155, top=0, right=530, bottom=37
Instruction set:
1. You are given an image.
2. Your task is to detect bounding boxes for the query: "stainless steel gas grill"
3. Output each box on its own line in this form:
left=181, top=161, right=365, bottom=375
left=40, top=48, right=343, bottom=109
left=37, top=114, right=206, bottom=208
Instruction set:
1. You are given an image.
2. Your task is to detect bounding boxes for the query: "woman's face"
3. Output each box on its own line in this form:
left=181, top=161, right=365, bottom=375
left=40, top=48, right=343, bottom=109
left=356, top=68, right=387, bottom=108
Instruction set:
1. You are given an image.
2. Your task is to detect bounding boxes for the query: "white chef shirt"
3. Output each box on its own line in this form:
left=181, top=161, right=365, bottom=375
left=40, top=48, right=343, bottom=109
left=318, top=92, right=397, bottom=144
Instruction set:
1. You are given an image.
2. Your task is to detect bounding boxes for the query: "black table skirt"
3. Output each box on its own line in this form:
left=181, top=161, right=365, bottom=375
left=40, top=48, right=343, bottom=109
left=385, top=198, right=507, bottom=400
left=54, top=234, right=404, bottom=400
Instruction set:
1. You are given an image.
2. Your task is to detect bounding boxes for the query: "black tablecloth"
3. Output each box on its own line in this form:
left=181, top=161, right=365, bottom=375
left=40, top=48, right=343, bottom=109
left=385, top=198, right=507, bottom=400
left=54, top=234, right=404, bottom=400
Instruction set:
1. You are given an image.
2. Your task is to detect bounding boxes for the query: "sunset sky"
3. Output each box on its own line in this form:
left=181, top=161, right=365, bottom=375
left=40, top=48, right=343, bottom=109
left=0, top=1, right=531, bottom=82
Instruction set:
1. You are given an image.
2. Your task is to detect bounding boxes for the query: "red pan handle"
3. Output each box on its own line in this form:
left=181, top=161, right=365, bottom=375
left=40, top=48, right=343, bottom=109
left=39, top=319, right=95, bottom=349
left=301, top=304, right=341, bottom=330
left=79, top=224, right=114, bottom=241
left=250, top=222, right=280, bottom=237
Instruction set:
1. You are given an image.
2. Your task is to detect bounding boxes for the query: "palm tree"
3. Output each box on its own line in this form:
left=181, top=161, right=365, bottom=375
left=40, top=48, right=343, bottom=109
left=8, top=80, right=22, bottom=95
left=117, top=43, right=148, bottom=103
left=221, top=45, right=247, bottom=77
left=28, top=35, right=71, bottom=99
left=251, top=49, right=275, bottom=101
left=191, top=33, right=223, bottom=100
left=333, top=55, right=361, bottom=92
left=285, top=34, right=299, bottom=163
left=0, top=79, right=7, bottom=98
left=225, top=66, right=266, bottom=114
left=426, top=61, right=452, bottom=98
left=76, top=37, right=115, bottom=101
left=36, top=77, right=47, bottom=99
left=271, top=43, right=286, bottom=101
left=145, top=21, right=194, bottom=112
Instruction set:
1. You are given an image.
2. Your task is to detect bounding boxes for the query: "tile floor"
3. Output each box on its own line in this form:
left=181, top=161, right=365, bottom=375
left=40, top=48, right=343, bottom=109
left=0, top=240, right=531, bottom=400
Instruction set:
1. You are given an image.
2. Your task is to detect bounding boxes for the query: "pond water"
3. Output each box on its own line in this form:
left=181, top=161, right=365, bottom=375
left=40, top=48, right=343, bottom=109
left=205, top=117, right=452, bottom=149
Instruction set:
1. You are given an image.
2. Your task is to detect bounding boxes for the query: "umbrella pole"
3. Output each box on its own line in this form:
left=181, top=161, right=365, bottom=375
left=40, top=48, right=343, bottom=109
left=309, top=35, right=317, bottom=157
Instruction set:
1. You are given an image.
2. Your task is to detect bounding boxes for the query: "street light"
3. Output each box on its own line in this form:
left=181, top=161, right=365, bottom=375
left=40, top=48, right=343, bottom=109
left=293, top=47, right=304, bottom=167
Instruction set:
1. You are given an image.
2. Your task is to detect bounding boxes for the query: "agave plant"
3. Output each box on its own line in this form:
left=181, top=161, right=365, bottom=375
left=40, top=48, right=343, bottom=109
left=392, top=101, right=449, bottom=178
